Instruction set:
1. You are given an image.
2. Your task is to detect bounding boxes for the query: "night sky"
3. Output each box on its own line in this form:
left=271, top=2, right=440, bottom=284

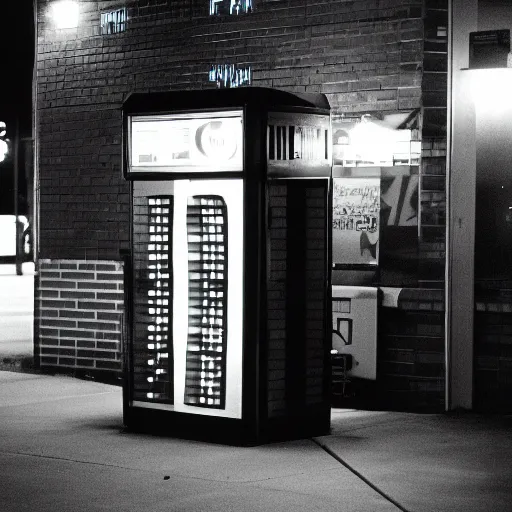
left=0, top=0, right=34, bottom=214
left=0, top=1, right=34, bottom=133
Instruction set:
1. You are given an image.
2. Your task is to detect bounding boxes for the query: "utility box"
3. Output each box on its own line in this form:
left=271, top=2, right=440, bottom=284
left=122, top=88, right=332, bottom=445
left=332, top=285, right=378, bottom=380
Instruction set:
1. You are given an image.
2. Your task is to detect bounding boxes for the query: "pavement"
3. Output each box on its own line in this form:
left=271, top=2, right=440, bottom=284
left=0, top=262, right=34, bottom=358
left=0, top=371, right=511, bottom=512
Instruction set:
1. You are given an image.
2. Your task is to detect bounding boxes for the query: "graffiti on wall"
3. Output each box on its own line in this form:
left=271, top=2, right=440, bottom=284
left=332, top=174, right=419, bottom=266
left=380, top=175, right=418, bottom=227
left=209, top=64, right=252, bottom=88
left=333, top=178, right=380, bottom=265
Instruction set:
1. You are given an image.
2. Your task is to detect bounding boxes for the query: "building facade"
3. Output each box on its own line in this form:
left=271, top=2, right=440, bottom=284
left=38, top=0, right=508, bottom=413
left=450, top=0, right=512, bottom=413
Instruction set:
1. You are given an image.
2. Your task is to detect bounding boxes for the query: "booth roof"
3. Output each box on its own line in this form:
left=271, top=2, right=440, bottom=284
left=122, top=87, right=330, bottom=115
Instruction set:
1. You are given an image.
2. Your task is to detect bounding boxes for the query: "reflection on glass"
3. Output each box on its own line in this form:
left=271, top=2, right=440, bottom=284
left=332, top=178, right=380, bottom=266
left=332, top=114, right=420, bottom=167
left=132, top=196, right=174, bottom=403
left=185, top=196, right=228, bottom=409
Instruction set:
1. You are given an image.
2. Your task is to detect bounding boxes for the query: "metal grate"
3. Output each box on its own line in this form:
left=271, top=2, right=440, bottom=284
left=132, top=196, right=173, bottom=403
left=268, top=125, right=329, bottom=161
left=184, top=196, right=228, bottom=409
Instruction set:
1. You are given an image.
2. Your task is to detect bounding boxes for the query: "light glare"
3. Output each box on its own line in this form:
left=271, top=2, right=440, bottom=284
left=50, top=1, right=79, bottom=29
left=470, top=69, right=512, bottom=112
left=0, top=139, right=7, bottom=163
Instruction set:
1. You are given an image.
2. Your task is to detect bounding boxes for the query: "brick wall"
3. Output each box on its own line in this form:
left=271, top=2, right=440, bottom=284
left=35, top=259, right=124, bottom=376
left=419, top=0, right=447, bottom=289
left=35, top=1, right=451, bottom=407
left=474, top=290, right=512, bottom=412
left=474, top=309, right=512, bottom=413
left=36, top=0, right=424, bottom=260
left=378, top=288, right=445, bottom=409
left=376, top=0, right=447, bottom=410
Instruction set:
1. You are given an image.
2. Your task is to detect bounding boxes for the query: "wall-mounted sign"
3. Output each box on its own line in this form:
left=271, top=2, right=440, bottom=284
left=210, top=0, right=252, bottom=16
left=469, top=29, right=511, bottom=69
left=209, top=64, right=252, bottom=88
left=129, top=111, right=243, bottom=173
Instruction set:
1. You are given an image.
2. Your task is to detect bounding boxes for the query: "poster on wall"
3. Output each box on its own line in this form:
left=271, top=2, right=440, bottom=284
left=332, top=178, right=380, bottom=266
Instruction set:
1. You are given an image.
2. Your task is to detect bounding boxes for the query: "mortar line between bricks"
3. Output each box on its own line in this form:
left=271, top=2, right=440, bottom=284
left=311, top=437, right=412, bottom=512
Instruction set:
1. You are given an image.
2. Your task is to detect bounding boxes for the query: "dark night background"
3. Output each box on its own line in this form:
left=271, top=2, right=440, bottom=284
left=0, top=1, right=34, bottom=215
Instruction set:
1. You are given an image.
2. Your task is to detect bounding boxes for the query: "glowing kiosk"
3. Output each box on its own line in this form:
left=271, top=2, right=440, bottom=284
left=122, top=88, right=332, bottom=444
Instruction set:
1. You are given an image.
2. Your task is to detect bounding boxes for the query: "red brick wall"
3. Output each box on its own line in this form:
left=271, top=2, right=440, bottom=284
left=36, top=0, right=424, bottom=260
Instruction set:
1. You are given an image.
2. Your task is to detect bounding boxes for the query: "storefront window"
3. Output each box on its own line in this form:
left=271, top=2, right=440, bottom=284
left=332, top=112, right=422, bottom=287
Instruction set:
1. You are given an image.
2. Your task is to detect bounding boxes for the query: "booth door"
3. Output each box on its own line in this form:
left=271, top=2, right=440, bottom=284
left=131, top=179, right=243, bottom=419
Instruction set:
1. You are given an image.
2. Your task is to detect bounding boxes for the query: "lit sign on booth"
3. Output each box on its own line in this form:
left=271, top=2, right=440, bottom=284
left=128, top=111, right=244, bottom=173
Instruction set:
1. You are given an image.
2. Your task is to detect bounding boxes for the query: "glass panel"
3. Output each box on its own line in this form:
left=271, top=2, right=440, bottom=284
left=184, top=196, right=229, bottom=409
left=332, top=177, right=380, bottom=267
left=132, top=195, right=174, bottom=403
left=129, top=111, right=243, bottom=173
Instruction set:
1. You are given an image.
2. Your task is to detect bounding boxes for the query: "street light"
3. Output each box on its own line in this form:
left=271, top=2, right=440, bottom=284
left=0, top=121, right=8, bottom=163
left=50, top=1, right=79, bottom=29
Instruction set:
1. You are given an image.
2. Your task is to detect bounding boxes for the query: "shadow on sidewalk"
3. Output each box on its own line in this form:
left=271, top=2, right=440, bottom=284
left=0, top=354, right=35, bottom=373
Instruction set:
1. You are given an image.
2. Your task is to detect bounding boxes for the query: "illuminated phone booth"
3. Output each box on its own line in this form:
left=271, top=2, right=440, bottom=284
left=122, top=88, right=332, bottom=445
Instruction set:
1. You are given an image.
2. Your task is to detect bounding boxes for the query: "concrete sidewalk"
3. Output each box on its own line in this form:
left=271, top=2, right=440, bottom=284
left=0, top=371, right=510, bottom=512
left=0, top=263, right=34, bottom=361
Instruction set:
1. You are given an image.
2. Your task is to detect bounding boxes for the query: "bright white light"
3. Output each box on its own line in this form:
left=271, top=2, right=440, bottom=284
left=0, top=121, right=6, bottom=137
left=50, top=1, right=79, bottom=29
left=348, top=115, right=397, bottom=165
left=173, top=179, right=244, bottom=419
left=0, top=139, right=7, bottom=163
left=470, top=69, right=512, bottom=113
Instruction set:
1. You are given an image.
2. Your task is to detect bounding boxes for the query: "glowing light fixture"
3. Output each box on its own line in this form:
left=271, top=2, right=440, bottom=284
left=470, top=69, right=512, bottom=112
left=348, top=114, right=396, bottom=164
left=50, top=1, right=79, bottom=29
left=0, top=121, right=7, bottom=163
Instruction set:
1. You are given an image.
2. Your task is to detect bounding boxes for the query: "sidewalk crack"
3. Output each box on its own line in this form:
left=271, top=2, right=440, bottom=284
left=311, top=437, right=413, bottom=512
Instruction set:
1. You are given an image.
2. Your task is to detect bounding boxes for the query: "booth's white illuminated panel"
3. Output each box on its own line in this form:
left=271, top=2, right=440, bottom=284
left=173, top=180, right=244, bottom=418
left=129, top=111, right=243, bottom=173
left=131, top=180, right=244, bottom=418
